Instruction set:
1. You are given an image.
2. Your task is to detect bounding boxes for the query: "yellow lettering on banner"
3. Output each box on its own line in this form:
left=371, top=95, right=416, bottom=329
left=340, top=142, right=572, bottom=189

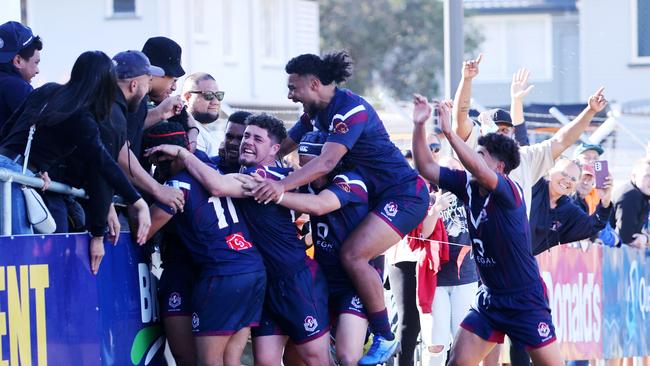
left=30, top=265, right=49, bottom=365
left=7, top=266, right=31, bottom=366
left=0, top=267, right=8, bottom=366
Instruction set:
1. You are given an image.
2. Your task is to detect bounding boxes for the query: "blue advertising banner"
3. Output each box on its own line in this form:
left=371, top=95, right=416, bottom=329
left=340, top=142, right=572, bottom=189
left=0, top=233, right=164, bottom=365
left=602, top=245, right=650, bottom=358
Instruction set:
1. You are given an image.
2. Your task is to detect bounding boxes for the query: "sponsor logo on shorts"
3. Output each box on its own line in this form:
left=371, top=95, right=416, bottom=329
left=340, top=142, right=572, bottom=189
left=192, top=313, right=200, bottom=329
left=350, top=296, right=363, bottom=309
left=168, top=292, right=182, bottom=309
left=303, top=315, right=318, bottom=332
left=227, top=232, right=254, bottom=251
left=383, top=202, right=398, bottom=218
left=537, top=322, right=550, bottom=338
left=333, top=121, right=349, bottom=134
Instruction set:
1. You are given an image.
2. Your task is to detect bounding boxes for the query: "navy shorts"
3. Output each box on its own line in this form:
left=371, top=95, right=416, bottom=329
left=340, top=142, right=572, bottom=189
left=191, top=270, right=266, bottom=336
left=329, top=290, right=368, bottom=319
left=158, top=260, right=198, bottom=317
left=252, top=259, right=330, bottom=344
left=372, top=176, right=429, bottom=237
left=460, top=283, right=557, bottom=350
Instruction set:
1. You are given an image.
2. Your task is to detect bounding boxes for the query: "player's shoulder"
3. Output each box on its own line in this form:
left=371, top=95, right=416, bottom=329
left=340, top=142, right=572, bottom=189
left=243, top=164, right=292, bottom=181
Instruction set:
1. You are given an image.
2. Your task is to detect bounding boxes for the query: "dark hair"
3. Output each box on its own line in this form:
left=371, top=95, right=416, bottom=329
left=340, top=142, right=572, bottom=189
left=477, top=133, right=520, bottom=174
left=32, top=51, right=116, bottom=126
left=17, top=36, right=43, bottom=61
left=245, top=113, right=287, bottom=144
left=228, top=111, right=252, bottom=125
left=182, top=72, right=215, bottom=92
left=285, top=50, right=353, bottom=85
left=142, top=121, right=188, bottom=182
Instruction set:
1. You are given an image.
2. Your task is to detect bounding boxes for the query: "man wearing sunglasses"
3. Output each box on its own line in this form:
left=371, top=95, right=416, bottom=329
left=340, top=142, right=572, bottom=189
left=181, top=72, right=225, bottom=156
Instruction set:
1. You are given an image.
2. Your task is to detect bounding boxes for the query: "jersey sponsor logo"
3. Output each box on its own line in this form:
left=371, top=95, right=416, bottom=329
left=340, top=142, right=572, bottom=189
left=336, top=181, right=351, bottom=193
left=226, top=232, right=254, bottom=251
left=537, top=322, right=550, bottom=338
left=299, top=145, right=308, bottom=152
left=383, top=202, right=398, bottom=218
left=350, top=296, right=363, bottom=309
left=333, top=120, right=349, bottom=134
left=168, top=292, right=182, bottom=309
left=304, top=315, right=319, bottom=332
left=192, top=313, right=200, bottom=329
left=255, top=168, right=267, bottom=179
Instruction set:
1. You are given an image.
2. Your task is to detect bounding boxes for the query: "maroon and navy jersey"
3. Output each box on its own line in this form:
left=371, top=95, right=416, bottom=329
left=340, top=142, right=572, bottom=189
left=156, top=165, right=264, bottom=276
left=239, top=165, right=308, bottom=276
left=308, top=171, right=370, bottom=291
left=288, top=88, right=417, bottom=196
left=438, top=167, right=540, bottom=292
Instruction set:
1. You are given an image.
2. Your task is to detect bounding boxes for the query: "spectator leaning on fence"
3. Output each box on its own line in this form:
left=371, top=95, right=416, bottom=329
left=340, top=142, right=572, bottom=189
left=613, top=158, right=650, bottom=247
left=0, top=51, right=150, bottom=247
left=0, top=21, right=42, bottom=129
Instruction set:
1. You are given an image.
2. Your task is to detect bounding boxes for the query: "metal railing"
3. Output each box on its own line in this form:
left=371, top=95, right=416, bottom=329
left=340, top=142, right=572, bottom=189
left=0, top=168, right=86, bottom=236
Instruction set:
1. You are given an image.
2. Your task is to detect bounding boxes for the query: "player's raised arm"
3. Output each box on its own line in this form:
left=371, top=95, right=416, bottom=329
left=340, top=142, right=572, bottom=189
left=411, top=94, right=441, bottom=184
left=443, top=100, right=500, bottom=191
left=452, top=54, right=482, bottom=141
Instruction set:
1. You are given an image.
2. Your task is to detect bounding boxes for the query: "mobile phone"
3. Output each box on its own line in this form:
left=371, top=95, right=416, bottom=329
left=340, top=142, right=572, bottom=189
left=594, top=160, right=609, bottom=189
left=431, top=101, right=440, bottom=126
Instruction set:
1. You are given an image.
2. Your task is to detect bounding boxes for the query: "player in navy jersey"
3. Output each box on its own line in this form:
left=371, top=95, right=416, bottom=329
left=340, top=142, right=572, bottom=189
left=248, top=51, right=428, bottom=363
left=258, top=131, right=379, bottom=365
left=144, top=130, right=266, bottom=366
left=410, top=96, right=562, bottom=366
left=234, top=114, right=330, bottom=366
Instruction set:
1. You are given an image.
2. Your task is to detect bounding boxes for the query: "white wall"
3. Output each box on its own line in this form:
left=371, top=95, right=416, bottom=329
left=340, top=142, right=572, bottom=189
left=20, top=0, right=319, bottom=105
left=0, top=0, right=21, bottom=24
left=579, top=0, right=650, bottom=103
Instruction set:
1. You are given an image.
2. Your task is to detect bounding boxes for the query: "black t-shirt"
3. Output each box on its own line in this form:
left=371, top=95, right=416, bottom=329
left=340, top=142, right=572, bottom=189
left=436, top=191, right=478, bottom=286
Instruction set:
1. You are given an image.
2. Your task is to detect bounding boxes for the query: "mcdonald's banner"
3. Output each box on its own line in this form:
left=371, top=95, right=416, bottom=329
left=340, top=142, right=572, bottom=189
left=0, top=233, right=164, bottom=365
left=537, top=244, right=650, bottom=360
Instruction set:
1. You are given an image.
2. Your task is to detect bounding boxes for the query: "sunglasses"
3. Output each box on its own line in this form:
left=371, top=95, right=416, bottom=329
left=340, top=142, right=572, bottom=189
left=189, top=90, right=225, bottom=101
left=429, top=143, right=441, bottom=153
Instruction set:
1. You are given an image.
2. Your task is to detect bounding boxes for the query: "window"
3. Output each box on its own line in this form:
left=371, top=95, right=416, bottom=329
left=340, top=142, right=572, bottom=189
left=222, top=0, right=235, bottom=59
left=631, top=0, right=650, bottom=63
left=259, top=0, right=283, bottom=63
left=106, top=0, right=138, bottom=18
left=470, top=14, right=553, bottom=82
left=193, top=0, right=208, bottom=42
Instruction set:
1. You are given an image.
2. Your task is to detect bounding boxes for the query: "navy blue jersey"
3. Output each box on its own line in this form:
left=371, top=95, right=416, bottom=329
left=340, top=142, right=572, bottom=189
left=288, top=88, right=417, bottom=196
left=438, top=167, right=540, bottom=292
left=156, top=164, right=264, bottom=276
left=308, top=171, right=370, bottom=290
left=239, top=165, right=307, bottom=276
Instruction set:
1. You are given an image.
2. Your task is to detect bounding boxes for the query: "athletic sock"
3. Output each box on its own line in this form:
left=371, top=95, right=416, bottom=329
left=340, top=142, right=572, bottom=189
left=367, top=308, right=394, bottom=340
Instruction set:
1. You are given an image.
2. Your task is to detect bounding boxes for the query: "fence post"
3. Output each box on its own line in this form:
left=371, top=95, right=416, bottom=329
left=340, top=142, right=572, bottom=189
left=1, top=178, right=12, bottom=236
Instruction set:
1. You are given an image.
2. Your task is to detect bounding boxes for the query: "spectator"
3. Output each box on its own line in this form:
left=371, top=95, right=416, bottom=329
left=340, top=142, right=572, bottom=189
left=0, top=51, right=150, bottom=265
left=419, top=156, right=478, bottom=366
left=453, top=58, right=608, bottom=219
left=0, top=21, right=42, bottom=128
left=181, top=72, right=224, bottom=156
left=613, top=158, right=650, bottom=247
left=530, top=158, right=613, bottom=255
left=572, top=163, right=599, bottom=215
left=574, top=142, right=604, bottom=167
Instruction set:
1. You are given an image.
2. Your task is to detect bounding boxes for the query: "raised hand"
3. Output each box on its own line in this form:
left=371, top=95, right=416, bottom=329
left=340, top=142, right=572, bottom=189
left=412, top=94, right=432, bottom=125
left=588, top=87, right=608, bottom=113
left=462, top=54, right=482, bottom=80
left=596, top=174, right=613, bottom=207
left=437, top=99, right=453, bottom=135
left=511, top=68, right=535, bottom=101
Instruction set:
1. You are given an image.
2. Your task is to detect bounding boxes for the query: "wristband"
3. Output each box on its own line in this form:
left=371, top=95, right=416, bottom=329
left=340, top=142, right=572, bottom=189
left=187, top=126, right=200, bottom=134
left=276, top=192, right=285, bottom=204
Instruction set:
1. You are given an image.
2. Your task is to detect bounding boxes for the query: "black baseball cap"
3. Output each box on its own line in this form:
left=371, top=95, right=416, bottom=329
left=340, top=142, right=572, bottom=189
left=142, top=36, right=185, bottom=77
left=486, top=108, right=513, bottom=127
left=0, top=21, right=36, bottom=63
left=113, top=50, right=164, bottom=79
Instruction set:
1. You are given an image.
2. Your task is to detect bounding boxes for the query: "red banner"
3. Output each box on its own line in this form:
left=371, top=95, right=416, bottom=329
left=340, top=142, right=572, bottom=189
left=537, top=245, right=603, bottom=360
